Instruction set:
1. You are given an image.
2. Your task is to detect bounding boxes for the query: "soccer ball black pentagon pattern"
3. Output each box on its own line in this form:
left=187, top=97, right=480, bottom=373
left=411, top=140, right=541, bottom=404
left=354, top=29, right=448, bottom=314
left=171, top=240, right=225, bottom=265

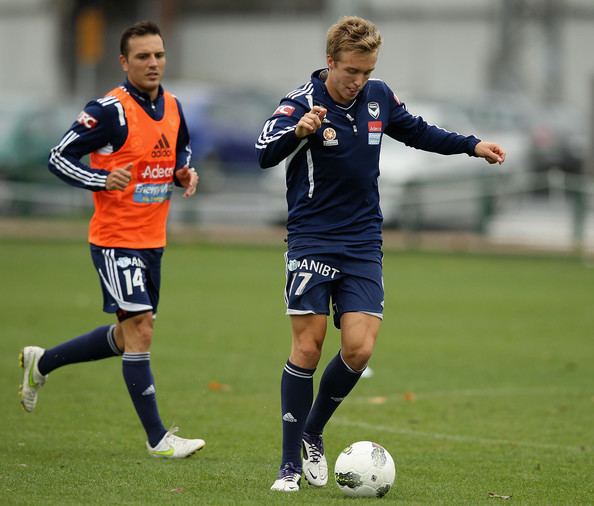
left=334, top=441, right=396, bottom=498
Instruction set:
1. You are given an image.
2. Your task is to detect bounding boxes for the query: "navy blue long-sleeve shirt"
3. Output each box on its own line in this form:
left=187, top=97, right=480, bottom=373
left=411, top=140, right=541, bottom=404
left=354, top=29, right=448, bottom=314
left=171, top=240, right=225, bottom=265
left=256, top=69, right=480, bottom=251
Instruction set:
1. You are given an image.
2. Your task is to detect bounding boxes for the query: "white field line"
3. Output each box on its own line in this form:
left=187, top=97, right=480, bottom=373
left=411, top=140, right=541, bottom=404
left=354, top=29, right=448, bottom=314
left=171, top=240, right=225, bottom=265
left=411, top=387, right=589, bottom=398
left=332, top=418, right=589, bottom=453
left=348, top=386, right=590, bottom=401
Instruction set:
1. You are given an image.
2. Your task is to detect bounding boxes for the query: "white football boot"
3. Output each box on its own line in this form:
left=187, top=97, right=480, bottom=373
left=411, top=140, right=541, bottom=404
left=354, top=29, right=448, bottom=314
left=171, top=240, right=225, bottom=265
left=302, top=432, right=328, bottom=487
left=270, top=462, right=302, bottom=492
left=19, top=346, right=47, bottom=412
left=146, top=427, right=205, bottom=458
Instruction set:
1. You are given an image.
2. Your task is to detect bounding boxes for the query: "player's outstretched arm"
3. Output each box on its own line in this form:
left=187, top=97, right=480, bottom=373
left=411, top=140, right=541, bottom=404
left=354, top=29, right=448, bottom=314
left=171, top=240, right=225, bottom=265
left=175, top=166, right=199, bottom=198
left=475, top=141, right=506, bottom=165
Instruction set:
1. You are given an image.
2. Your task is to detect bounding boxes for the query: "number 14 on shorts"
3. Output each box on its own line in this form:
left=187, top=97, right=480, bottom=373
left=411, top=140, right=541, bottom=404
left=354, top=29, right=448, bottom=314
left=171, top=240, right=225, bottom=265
left=123, top=267, right=146, bottom=295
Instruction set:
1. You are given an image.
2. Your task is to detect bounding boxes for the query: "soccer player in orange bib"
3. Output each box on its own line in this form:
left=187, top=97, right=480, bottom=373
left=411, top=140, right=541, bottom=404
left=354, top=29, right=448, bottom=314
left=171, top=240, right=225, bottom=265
left=19, top=21, right=204, bottom=459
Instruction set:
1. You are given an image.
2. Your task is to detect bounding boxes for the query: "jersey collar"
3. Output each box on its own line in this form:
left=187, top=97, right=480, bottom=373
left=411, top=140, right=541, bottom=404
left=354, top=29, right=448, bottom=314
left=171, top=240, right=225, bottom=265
left=123, top=79, right=164, bottom=105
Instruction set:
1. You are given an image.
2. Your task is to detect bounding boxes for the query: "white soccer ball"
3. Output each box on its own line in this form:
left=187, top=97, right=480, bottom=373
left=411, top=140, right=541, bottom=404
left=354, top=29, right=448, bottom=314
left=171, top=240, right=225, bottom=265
left=334, top=441, right=396, bottom=498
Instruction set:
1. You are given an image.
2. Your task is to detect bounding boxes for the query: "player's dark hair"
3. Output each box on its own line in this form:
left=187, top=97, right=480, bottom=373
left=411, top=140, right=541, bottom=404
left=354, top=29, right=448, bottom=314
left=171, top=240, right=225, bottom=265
left=327, top=16, right=382, bottom=61
left=120, top=20, right=163, bottom=57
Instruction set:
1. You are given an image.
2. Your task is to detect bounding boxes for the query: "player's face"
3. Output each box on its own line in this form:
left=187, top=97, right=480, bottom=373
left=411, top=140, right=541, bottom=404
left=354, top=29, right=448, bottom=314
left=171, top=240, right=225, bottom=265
left=120, top=34, right=166, bottom=101
left=326, top=50, right=377, bottom=105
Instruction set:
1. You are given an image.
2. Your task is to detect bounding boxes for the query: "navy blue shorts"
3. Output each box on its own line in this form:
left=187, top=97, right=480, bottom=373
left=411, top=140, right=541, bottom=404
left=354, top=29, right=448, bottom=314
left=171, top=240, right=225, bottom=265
left=90, top=245, right=163, bottom=316
left=284, top=251, right=384, bottom=329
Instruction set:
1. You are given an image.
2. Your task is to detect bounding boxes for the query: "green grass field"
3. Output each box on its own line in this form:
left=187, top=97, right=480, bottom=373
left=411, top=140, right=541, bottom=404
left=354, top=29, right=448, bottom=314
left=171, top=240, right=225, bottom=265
left=1, top=238, right=592, bottom=505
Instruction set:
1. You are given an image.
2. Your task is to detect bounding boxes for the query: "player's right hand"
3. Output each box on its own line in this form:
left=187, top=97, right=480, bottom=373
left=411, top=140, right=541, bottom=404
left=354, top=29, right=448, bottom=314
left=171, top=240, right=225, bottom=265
left=106, top=164, right=133, bottom=191
left=295, top=106, right=327, bottom=138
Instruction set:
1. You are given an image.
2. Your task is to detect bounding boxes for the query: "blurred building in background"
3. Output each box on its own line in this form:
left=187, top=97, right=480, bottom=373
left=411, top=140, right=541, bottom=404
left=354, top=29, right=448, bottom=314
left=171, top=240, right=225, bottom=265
left=3, top=0, right=594, bottom=106
left=0, top=0, right=593, bottom=252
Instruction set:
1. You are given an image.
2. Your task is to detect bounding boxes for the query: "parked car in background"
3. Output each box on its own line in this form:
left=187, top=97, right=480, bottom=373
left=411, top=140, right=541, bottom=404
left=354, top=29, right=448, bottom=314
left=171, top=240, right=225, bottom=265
left=0, top=100, right=81, bottom=184
left=170, top=83, right=280, bottom=189
left=528, top=103, right=588, bottom=180
left=377, top=99, right=522, bottom=230
left=457, top=93, right=589, bottom=193
left=0, top=99, right=92, bottom=215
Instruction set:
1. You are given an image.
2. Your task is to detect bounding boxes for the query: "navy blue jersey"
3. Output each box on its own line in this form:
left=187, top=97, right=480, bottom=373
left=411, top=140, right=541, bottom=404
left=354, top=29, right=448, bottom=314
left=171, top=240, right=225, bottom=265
left=256, top=69, right=480, bottom=252
left=48, top=79, right=192, bottom=191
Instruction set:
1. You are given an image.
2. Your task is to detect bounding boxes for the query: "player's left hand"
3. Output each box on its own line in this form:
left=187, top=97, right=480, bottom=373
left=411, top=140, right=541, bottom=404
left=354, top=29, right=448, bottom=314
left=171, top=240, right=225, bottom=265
left=475, top=141, right=506, bottom=165
left=176, top=166, right=199, bottom=198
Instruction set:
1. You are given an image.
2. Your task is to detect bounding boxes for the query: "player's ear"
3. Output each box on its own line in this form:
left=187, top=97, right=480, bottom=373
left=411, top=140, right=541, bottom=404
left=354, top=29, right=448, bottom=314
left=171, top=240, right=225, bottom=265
left=327, top=55, right=334, bottom=70
left=119, top=54, right=128, bottom=72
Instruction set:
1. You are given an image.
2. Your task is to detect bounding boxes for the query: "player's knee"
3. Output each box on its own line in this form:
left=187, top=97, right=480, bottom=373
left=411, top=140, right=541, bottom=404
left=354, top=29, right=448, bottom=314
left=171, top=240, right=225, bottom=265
left=341, top=345, right=373, bottom=372
left=136, top=321, right=153, bottom=348
left=136, top=330, right=153, bottom=350
left=121, top=313, right=154, bottom=351
left=292, top=340, right=323, bottom=368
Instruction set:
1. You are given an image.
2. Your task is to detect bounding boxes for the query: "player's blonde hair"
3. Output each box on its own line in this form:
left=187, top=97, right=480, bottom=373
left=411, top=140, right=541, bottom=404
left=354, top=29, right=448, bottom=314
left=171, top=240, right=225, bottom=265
left=326, top=16, right=382, bottom=61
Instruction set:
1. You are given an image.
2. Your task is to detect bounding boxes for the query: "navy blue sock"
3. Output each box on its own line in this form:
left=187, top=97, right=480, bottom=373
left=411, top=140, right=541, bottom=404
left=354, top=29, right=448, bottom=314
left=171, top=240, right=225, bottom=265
left=280, top=360, right=316, bottom=470
left=304, top=351, right=363, bottom=435
left=38, top=325, right=121, bottom=375
left=122, top=352, right=166, bottom=447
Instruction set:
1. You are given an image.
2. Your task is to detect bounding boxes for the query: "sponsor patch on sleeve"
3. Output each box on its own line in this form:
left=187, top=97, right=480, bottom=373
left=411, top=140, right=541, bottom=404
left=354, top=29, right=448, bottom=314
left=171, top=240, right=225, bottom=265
left=77, top=111, right=98, bottom=129
left=273, top=105, right=295, bottom=116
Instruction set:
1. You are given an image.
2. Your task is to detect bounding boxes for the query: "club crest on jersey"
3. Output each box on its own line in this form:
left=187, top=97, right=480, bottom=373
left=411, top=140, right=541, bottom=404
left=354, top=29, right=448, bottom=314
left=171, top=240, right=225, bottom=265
left=273, top=105, right=295, bottom=116
left=322, top=127, right=338, bottom=146
left=367, top=102, right=380, bottom=119
left=77, top=111, right=98, bottom=129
